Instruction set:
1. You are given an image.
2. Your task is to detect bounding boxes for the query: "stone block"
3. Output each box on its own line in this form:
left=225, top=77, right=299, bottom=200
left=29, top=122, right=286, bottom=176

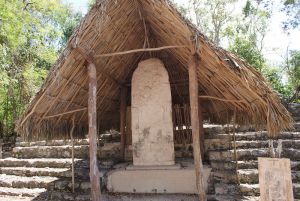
left=258, top=157, right=293, bottom=201
left=131, top=58, right=175, bottom=166
left=107, top=164, right=211, bottom=194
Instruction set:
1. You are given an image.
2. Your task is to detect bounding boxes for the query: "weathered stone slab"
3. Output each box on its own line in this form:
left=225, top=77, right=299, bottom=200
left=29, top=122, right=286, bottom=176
left=131, top=58, right=175, bottom=166
left=126, top=164, right=181, bottom=170
left=107, top=164, right=211, bottom=194
left=258, top=157, right=294, bottom=201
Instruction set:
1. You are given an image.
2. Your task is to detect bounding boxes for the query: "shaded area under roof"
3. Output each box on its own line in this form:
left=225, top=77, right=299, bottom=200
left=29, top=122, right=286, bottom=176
left=16, top=0, right=293, bottom=141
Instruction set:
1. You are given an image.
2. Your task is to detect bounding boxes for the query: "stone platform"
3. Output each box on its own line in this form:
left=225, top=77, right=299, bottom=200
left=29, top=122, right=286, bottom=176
left=107, top=163, right=211, bottom=194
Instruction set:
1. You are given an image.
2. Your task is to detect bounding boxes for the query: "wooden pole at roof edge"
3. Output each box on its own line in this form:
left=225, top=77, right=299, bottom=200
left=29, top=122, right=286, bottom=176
left=120, top=87, right=127, bottom=160
left=189, top=52, right=207, bottom=201
left=198, top=99, right=205, bottom=160
left=70, top=117, right=75, bottom=193
left=88, top=63, right=102, bottom=201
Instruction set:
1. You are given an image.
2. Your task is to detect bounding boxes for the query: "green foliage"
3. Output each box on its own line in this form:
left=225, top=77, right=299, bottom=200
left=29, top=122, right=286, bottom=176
left=88, top=0, right=96, bottom=9
left=229, top=36, right=292, bottom=100
left=229, top=37, right=265, bottom=71
left=0, top=0, right=82, bottom=137
left=172, top=0, right=238, bottom=45
left=243, top=0, right=253, bottom=17
left=262, top=67, right=293, bottom=100
left=282, top=0, right=300, bottom=29
left=288, top=50, right=300, bottom=90
left=177, top=0, right=295, bottom=101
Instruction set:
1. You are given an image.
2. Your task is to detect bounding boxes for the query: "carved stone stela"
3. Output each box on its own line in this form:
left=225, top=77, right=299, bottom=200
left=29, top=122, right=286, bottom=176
left=131, top=58, right=175, bottom=166
left=258, top=157, right=294, bottom=201
left=107, top=58, right=212, bottom=194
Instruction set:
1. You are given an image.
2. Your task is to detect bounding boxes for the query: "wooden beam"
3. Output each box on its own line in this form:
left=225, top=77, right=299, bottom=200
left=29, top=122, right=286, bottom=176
left=199, top=95, right=246, bottom=103
left=120, top=87, right=127, bottom=160
left=94, top=45, right=190, bottom=57
left=75, top=47, right=122, bottom=87
left=188, top=52, right=206, bottom=201
left=88, top=63, right=101, bottom=201
left=43, top=108, right=87, bottom=119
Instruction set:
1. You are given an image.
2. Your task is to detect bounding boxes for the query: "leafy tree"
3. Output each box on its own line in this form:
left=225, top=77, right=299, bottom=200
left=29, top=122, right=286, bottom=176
left=282, top=0, right=300, bottom=30
left=262, top=67, right=293, bottom=100
left=287, top=50, right=300, bottom=102
left=0, top=0, right=82, bottom=137
left=229, top=37, right=265, bottom=71
left=173, top=0, right=293, bottom=100
left=88, top=0, right=96, bottom=9
left=172, top=0, right=237, bottom=45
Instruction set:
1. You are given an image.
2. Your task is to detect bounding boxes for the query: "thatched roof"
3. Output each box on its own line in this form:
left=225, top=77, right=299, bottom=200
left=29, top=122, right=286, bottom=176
left=16, top=0, right=293, bottom=141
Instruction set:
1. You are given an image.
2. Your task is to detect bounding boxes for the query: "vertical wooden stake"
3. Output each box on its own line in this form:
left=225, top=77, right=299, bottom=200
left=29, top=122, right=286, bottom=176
left=120, top=87, right=127, bottom=160
left=189, top=53, right=207, bottom=201
left=70, top=117, right=76, bottom=193
left=198, top=99, right=205, bottom=160
left=88, top=63, right=101, bottom=201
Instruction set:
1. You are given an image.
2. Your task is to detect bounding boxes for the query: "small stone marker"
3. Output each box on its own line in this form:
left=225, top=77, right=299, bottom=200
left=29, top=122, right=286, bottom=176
left=258, top=157, right=294, bottom=201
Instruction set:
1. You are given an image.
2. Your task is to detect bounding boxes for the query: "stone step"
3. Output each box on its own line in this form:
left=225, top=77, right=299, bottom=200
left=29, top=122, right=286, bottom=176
left=205, top=139, right=300, bottom=151
left=43, top=192, right=258, bottom=201
left=208, top=148, right=300, bottom=161
left=48, top=191, right=90, bottom=201
left=38, top=193, right=261, bottom=201
left=214, top=183, right=259, bottom=196
left=208, top=195, right=259, bottom=201
left=0, top=167, right=89, bottom=179
left=53, top=179, right=91, bottom=193
left=208, top=148, right=269, bottom=161
left=12, top=145, right=89, bottom=158
left=0, top=158, right=86, bottom=168
left=0, top=195, right=34, bottom=201
left=16, top=139, right=90, bottom=147
left=215, top=183, right=300, bottom=198
left=213, top=169, right=295, bottom=184
left=239, top=169, right=300, bottom=184
left=0, top=190, right=91, bottom=201
left=50, top=192, right=215, bottom=201
left=211, top=159, right=300, bottom=172
left=0, top=174, right=92, bottom=193
left=205, top=131, right=300, bottom=141
left=203, top=124, right=241, bottom=135
left=0, top=174, right=59, bottom=189
left=12, top=142, right=121, bottom=159
left=0, top=186, right=47, bottom=197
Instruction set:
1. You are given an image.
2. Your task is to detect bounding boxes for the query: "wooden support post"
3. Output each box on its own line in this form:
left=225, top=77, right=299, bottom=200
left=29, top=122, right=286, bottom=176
left=70, top=117, right=75, bottom=193
left=120, top=87, right=127, bottom=160
left=198, top=99, right=205, bottom=160
left=88, top=63, right=101, bottom=201
left=189, top=53, right=206, bottom=201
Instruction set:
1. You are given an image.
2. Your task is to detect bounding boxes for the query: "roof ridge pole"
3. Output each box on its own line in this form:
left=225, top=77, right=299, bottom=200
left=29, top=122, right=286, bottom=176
left=88, top=63, right=102, bottom=201
left=189, top=52, right=207, bottom=201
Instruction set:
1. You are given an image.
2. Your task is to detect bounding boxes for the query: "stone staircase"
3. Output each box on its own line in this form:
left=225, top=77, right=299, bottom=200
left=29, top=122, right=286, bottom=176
left=205, top=122, right=300, bottom=200
left=0, top=103, right=299, bottom=200
left=0, top=138, right=123, bottom=200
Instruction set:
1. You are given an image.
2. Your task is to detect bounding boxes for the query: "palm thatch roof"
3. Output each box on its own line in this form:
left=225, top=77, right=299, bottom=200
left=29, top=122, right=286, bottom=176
left=16, top=0, right=293, bottom=141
